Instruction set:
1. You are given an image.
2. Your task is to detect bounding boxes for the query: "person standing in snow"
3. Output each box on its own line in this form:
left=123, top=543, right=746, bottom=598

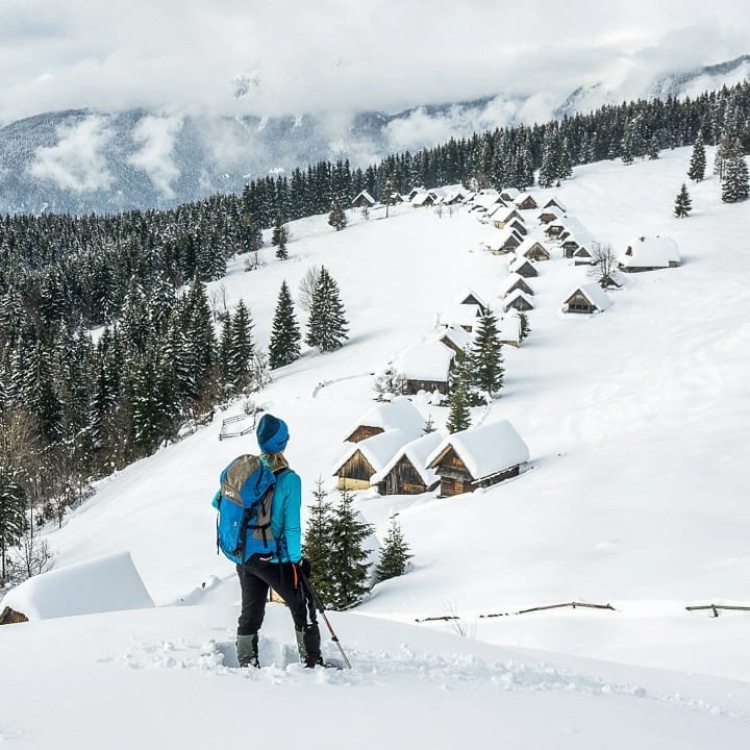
left=234, top=414, right=322, bottom=669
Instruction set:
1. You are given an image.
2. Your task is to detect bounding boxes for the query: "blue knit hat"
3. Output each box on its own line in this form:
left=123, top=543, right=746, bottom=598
left=256, top=414, right=289, bottom=454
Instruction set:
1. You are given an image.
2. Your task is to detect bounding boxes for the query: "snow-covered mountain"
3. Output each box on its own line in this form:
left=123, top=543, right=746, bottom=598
left=1, top=55, right=748, bottom=215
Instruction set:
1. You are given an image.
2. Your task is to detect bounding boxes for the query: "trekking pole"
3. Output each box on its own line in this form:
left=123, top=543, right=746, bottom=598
left=300, top=571, right=352, bottom=670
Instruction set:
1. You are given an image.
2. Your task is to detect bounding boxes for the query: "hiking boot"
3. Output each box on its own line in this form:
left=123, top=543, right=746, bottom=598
left=301, top=624, right=324, bottom=668
left=236, top=633, right=259, bottom=668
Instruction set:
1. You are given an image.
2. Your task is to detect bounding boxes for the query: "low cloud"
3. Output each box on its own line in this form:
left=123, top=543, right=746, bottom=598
left=128, top=115, right=183, bottom=199
left=28, top=115, right=114, bottom=192
left=1, top=2, right=750, bottom=125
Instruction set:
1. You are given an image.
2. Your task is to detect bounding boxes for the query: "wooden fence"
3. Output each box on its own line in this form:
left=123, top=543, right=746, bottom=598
left=219, top=413, right=256, bottom=441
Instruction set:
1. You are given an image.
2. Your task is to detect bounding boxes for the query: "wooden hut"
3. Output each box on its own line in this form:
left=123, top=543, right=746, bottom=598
left=503, top=289, right=534, bottom=312
left=432, top=323, right=473, bottom=356
left=351, top=190, right=376, bottom=208
left=425, top=420, right=529, bottom=496
left=371, top=430, right=445, bottom=495
left=485, top=227, right=523, bottom=255
left=501, top=272, right=535, bottom=298
left=333, top=429, right=410, bottom=491
left=562, top=283, right=611, bottom=314
left=517, top=237, right=551, bottom=262
left=455, top=288, right=489, bottom=314
left=489, top=205, right=523, bottom=229
left=343, top=397, right=425, bottom=443
left=618, top=236, right=681, bottom=272
left=509, top=255, right=539, bottom=278
left=514, top=192, right=538, bottom=210
left=398, top=341, right=455, bottom=395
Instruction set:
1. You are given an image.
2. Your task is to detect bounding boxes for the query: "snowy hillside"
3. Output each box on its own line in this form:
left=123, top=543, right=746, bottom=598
left=3, top=146, right=750, bottom=748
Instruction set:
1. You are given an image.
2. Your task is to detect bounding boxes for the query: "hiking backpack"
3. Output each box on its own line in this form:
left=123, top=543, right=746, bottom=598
left=214, top=454, right=278, bottom=565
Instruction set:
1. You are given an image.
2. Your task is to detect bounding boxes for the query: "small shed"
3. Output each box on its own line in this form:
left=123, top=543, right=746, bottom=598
left=618, top=236, right=681, bottom=272
left=489, top=205, right=523, bottom=228
left=498, top=313, right=522, bottom=347
left=411, top=192, right=436, bottom=208
left=599, top=269, right=628, bottom=289
left=426, top=420, right=529, bottom=496
left=501, top=272, right=535, bottom=298
left=485, top=227, right=523, bottom=255
left=543, top=196, right=567, bottom=212
left=471, top=190, right=505, bottom=213
left=514, top=192, right=538, bottom=210
left=333, top=429, right=411, bottom=491
left=503, top=289, right=534, bottom=312
left=500, top=188, right=520, bottom=203
left=537, top=206, right=563, bottom=224
left=455, top=288, right=489, bottom=314
left=351, top=190, right=376, bottom=208
left=439, top=302, right=483, bottom=332
left=517, top=237, right=551, bottom=262
left=573, top=245, right=595, bottom=265
left=343, top=397, right=426, bottom=443
left=509, top=255, right=539, bottom=278
left=431, top=322, right=474, bottom=356
left=371, top=430, right=446, bottom=495
left=563, top=283, right=611, bottom=314
left=398, top=341, right=455, bottom=395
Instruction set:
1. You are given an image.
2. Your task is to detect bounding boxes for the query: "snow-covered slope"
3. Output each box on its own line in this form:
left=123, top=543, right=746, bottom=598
left=2, top=146, right=750, bottom=748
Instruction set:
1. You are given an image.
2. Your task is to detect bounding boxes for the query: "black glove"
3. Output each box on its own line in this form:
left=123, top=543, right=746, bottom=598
left=297, top=557, right=311, bottom=577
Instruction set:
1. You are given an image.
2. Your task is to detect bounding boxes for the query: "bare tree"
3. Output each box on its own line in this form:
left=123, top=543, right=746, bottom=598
left=589, top=243, right=619, bottom=285
left=298, top=265, right=320, bottom=313
left=209, top=283, right=230, bottom=324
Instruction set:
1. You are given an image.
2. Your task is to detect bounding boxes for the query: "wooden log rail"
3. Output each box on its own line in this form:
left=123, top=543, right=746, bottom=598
left=685, top=604, right=750, bottom=618
left=415, top=601, right=615, bottom=623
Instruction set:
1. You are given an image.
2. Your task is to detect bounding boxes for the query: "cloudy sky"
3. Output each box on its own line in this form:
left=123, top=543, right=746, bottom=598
left=2, top=0, right=750, bottom=124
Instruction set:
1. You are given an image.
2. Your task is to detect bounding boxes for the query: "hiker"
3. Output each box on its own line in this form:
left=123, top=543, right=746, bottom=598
left=234, top=413, right=323, bottom=669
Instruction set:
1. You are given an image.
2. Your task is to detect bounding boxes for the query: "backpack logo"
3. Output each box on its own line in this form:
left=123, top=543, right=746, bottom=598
left=214, top=455, right=277, bottom=565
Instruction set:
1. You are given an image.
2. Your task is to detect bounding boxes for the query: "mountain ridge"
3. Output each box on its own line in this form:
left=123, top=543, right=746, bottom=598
left=1, top=55, right=748, bottom=215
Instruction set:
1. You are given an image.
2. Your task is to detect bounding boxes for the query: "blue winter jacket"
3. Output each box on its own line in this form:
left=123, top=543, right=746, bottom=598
left=265, top=463, right=302, bottom=564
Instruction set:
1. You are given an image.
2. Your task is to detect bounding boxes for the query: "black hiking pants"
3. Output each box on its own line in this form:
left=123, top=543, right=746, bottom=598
left=236, top=558, right=315, bottom=636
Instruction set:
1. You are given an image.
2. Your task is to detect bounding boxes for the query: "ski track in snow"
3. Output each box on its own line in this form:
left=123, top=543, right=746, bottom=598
left=111, top=631, right=746, bottom=721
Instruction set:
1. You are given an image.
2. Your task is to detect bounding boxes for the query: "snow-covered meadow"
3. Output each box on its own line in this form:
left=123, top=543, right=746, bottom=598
left=2, top=145, right=750, bottom=748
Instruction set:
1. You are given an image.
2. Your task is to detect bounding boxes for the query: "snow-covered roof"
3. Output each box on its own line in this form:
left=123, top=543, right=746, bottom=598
left=503, top=289, right=534, bottom=310
left=514, top=192, right=537, bottom=207
left=516, top=237, right=550, bottom=257
left=619, top=235, right=681, bottom=268
left=501, top=272, right=534, bottom=296
left=426, top=419, right=529, bottom=481
left=439, top=302, right=482, bottom=328
left=371, top=429, right=447, bottom=486
left=500, top=188, right=520, bottom=201
left=543, top=196, right=567, bottom=211
left=455, top=287, right=488, bottom=310
left=509, top=255, right=539, bottom=274
left=1, top=552, right=154, bottom=621
left=430, top=322, right=474, bottom=352
left=488, top=205, right=522, bottom=223
left=351, top=190, right=375, bottom=205
left=411, top=192, right=435, bottom=207
left=472, top=191, right=504, bottom=211
left=344, top=397, right=425, bottom=441
left=333, top=428, right=412, bottom=476
left=397, top=341, right=454, bottom=380
left=566, top=283, right=612, bottom=311
left=498, top=313, right=521, bottom=343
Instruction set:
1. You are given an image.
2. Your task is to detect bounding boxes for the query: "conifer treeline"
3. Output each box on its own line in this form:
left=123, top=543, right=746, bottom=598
left=1, top=81, right=750, bottom=557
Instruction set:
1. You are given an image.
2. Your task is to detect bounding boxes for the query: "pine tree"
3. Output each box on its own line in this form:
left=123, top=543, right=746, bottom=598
left=471, top=310, right=505, bottom=396
left=674, top=183, right=693, bottom=217
left=268, top=281, right=301, bottom=369
left=380, top=179, right=398, bottom=218
left=721, top=156, right=750, bottom=203
left=0, top=466, right=27, bottom=585
left=688, top=133, right=706, bottom=182
left=518, top=311, right=530, bottom=342
left=446, top=376, right=471, bottom=433
left=301, top=478, right=336, bottom=607
left=271, top=214, right=289, bottom=260
left=305, top=267, right=350, bottom=353
left=327, top=199, right=348, bottom=231
left=328, top=489, right=372, bottom=609
left=375, top=516, right=412, bottom=583
left=227, top=299, right=255, bottom=389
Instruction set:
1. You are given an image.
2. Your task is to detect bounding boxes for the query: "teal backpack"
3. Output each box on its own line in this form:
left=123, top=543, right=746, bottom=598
left=213, top=454, right=278, bottom=565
